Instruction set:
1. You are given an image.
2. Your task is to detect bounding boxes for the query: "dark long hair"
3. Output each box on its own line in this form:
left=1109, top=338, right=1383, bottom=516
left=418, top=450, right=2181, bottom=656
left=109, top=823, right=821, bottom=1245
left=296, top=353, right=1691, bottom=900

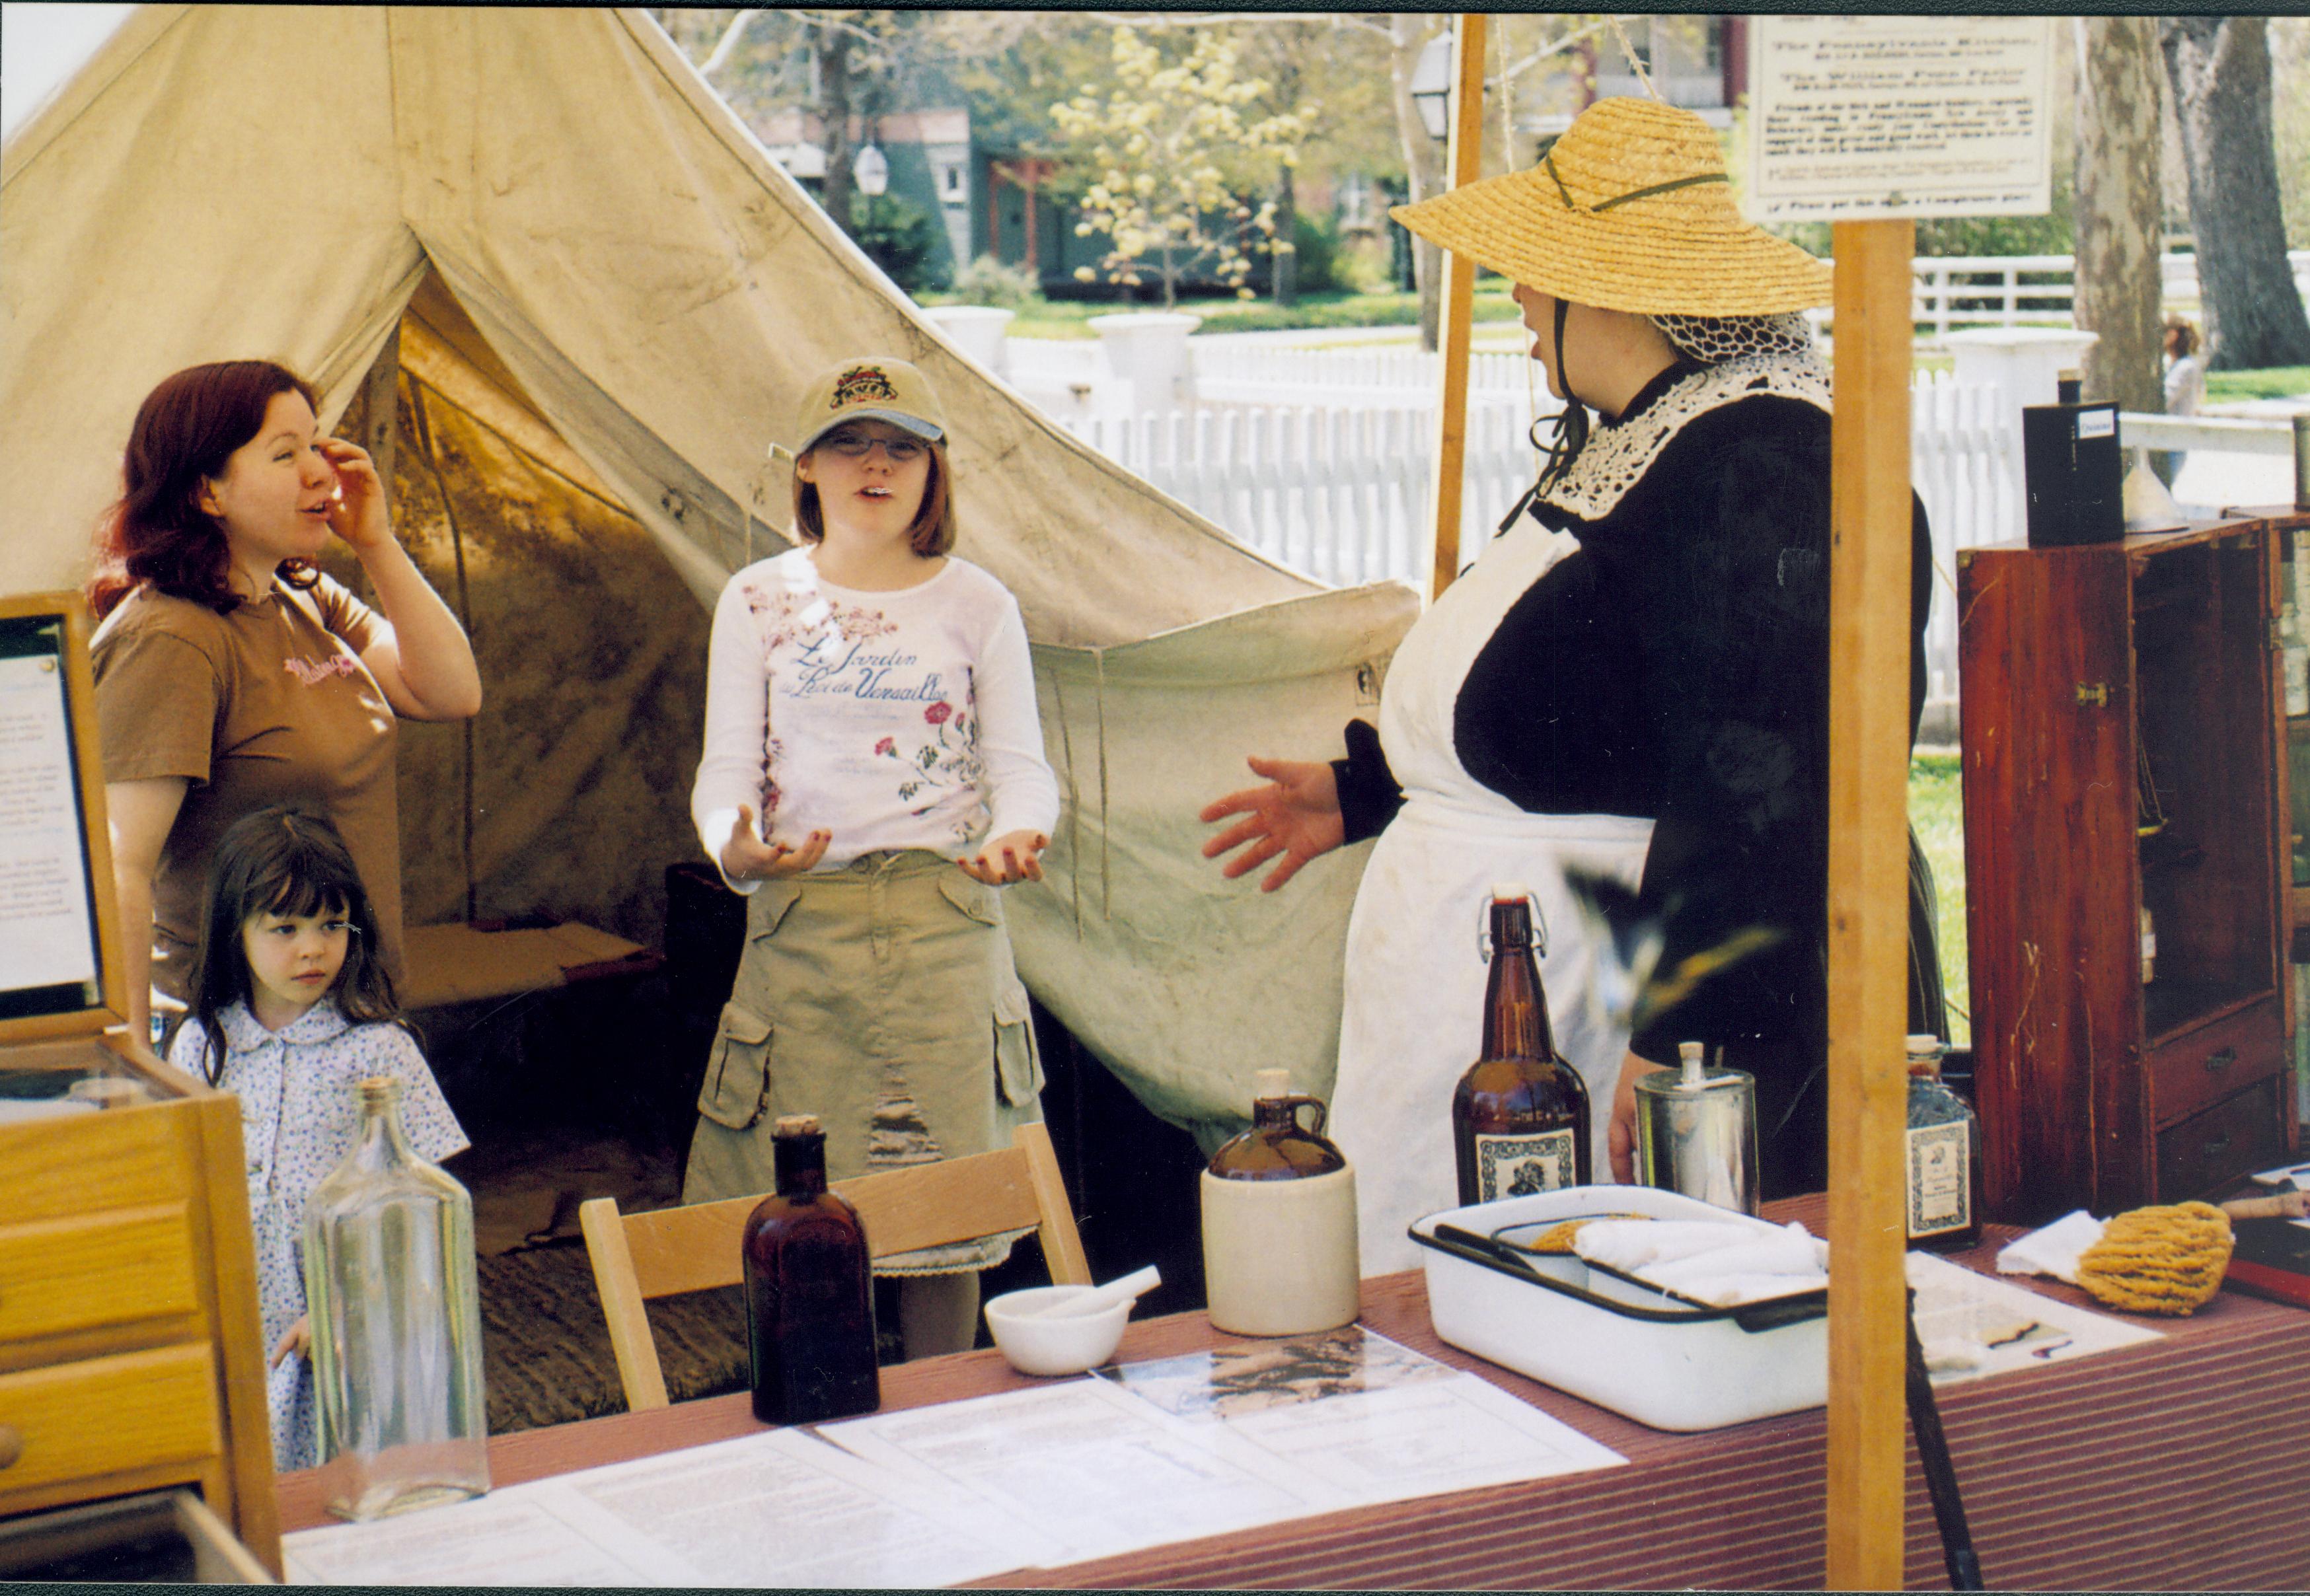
left=85, top=360, right=324, bottom=622
left=165, top=806, right=402, bottom=1085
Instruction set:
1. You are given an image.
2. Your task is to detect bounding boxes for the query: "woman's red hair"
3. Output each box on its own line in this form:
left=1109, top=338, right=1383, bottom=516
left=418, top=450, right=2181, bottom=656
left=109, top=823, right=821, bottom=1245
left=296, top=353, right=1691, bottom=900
left=85, top=360, right=322, bottom=620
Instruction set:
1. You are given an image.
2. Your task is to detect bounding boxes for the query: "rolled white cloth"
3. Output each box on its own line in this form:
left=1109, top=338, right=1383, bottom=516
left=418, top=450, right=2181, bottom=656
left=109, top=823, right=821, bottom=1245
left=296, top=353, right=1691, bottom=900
left=1573, top=1219, right=1830, bottom=1307
left=1993, top=1209, right=2106, bottom=1286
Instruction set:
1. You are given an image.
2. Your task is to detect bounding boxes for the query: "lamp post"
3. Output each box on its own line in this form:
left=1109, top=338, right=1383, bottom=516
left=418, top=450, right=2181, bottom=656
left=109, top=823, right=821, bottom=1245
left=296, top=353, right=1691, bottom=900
left=1409, top=32, right=1453, bottom=143
left=852, top=141, right=889, bottom=200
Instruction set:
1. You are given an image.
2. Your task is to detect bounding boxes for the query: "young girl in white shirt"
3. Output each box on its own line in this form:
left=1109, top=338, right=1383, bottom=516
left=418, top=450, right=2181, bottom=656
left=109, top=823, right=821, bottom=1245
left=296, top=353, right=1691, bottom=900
left=165, top=805, right=466, bottom=1470
left=687, top=357, right=1061, bottom=1358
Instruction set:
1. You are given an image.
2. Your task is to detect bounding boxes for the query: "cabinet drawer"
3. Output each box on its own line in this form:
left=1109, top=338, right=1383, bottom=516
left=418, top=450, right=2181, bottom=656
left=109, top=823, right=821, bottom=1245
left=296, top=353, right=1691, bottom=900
left=0, top=1342, right=221, bottom=1497
left=0, top=1204, right=200, bottom=1345
left=0, top=1106, right=191, bottom=1227
left=2154, top=1079, right=2288, bottom=1202
left=2145, top=998, right=2285, bottom=1129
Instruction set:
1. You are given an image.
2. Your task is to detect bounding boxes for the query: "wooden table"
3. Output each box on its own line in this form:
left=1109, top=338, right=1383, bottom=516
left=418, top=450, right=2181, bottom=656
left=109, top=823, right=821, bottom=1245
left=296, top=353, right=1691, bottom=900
left=278, top=1198, right=2310, bottom=1590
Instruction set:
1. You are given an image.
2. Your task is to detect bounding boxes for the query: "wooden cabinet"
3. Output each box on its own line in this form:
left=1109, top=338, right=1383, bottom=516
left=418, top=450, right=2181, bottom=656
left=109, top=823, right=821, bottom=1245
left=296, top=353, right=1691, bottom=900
left=0, top=1041, right=280, bottom=1572
left=1959, top=519, right=2302, bottom=1223
left=0, top=594, right=277, bottom=1572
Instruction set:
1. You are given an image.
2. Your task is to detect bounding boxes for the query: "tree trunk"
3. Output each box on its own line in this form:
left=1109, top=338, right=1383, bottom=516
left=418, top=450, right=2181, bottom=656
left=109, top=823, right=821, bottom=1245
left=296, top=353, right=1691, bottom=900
left=2160, top=17, right=2310, bottom=370
left=817, top=23, right=856, bottom=238
left=2072, top=18, right=2166, bottom=413
left=1389, top=16, right=1448, bottom=352
left=1272, top=164, right=1298, bottom=307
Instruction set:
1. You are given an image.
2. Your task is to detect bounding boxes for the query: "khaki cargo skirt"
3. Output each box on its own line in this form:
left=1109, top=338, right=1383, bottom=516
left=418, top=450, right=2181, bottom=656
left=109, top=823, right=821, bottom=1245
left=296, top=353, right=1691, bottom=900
left=682, top=849, right=1046, bottom=1276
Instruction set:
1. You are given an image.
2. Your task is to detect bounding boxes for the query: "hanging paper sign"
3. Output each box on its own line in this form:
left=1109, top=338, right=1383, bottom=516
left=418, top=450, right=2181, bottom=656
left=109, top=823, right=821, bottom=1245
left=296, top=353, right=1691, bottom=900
left=1746, top=15, right=2055, bottom=222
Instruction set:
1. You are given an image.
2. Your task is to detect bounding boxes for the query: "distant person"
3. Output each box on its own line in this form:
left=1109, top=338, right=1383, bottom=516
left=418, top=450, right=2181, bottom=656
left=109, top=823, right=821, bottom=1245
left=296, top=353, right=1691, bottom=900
left=1201, top=98, right=1936, bottom=1272
left=163, top=807, right=466, bottom=1472
left=685, top=356, right=1060, bottom=1359
left=89, top=359, right=481, bottom=1060
left=2154, top=318, right=2207, bottom=488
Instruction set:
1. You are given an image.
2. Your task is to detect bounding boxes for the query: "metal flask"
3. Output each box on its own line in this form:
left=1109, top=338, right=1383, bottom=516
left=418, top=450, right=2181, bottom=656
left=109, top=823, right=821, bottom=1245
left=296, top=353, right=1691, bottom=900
left=1633, top=1042, right=1760, bottom=1216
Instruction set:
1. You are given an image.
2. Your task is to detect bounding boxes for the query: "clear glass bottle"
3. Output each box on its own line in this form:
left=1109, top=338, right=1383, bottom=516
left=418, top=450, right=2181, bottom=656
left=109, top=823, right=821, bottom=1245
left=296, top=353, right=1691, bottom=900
left=1904, top=1035, right=1985, bottom=1251
left=303, top=1077, right=489, bottom=1521
left=741, top=1114, right=880, bottom=1425
left=1452, top=886, right=1589, bottom=1205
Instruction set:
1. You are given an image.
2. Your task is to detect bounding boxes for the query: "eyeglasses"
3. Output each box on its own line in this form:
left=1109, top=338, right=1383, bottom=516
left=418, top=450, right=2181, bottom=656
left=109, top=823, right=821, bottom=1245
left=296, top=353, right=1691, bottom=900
left=820, top=431, right=927, bottom=463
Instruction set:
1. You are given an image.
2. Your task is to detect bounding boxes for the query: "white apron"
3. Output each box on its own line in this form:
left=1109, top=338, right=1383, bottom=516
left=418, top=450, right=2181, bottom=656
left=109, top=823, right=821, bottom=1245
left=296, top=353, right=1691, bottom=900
left=1331, top=519, right=1655, bottom=1277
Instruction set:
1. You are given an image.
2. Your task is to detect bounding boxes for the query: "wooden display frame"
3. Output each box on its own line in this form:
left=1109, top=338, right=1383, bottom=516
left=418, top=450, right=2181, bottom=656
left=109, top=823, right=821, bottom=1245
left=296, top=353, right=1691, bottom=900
left=0, top=591, right=128, bottom=1043
left=0, top=592, right=281, bottom=1574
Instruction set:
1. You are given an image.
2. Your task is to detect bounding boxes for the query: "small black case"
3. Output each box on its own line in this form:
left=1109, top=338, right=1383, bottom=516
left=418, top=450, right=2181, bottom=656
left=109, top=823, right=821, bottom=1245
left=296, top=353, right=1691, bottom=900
left=2023, top=398, right=2124, bottom=547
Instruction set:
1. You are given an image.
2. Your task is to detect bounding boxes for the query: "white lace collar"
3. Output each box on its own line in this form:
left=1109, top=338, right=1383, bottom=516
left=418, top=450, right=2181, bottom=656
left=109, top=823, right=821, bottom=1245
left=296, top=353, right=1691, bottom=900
left=1534, top=353, right=1833, bottom=525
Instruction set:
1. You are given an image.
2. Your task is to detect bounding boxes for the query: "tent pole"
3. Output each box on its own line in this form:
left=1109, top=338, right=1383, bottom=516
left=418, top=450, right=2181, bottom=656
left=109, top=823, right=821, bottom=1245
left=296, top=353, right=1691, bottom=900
left=1427, top=13, right=1487, bottom=602
left=1823, top=215, right=1916, bottom=1590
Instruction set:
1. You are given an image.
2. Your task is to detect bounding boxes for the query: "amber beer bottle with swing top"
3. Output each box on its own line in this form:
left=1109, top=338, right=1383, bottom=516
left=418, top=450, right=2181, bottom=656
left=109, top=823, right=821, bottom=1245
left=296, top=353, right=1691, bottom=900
left=740, top=1115, right=880, bottom=1424
left=1452, top=887, right=1590, bottom=1204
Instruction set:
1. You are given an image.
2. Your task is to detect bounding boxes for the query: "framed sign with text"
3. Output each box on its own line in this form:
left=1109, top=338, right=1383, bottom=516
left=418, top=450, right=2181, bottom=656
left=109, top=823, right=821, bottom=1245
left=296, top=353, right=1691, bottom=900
left=1746, top=15, right=2056, bottom=223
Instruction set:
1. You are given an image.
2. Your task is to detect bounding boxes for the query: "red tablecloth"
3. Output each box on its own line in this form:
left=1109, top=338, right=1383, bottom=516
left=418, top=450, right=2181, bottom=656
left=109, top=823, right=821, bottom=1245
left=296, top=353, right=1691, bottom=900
left=278, top=1196, right=2310, bottom=1590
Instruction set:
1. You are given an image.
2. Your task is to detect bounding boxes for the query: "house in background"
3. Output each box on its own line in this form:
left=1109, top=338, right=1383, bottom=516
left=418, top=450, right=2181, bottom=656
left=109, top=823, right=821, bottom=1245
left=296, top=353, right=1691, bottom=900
left=1590, top=14, right=1745, bottom=126
left=753, top=106, right=979, bottom=287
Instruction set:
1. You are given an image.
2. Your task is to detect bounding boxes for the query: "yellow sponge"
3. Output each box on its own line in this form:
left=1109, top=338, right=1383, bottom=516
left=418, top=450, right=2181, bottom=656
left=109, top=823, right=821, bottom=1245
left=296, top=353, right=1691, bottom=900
left=2075, top=1201, right=2233, bottom=1316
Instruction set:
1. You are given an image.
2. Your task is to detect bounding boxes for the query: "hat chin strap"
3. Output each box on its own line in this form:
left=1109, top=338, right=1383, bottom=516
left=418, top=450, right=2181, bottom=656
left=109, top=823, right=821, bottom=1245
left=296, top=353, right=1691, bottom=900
left=1495, top=298, right=1592, bottom=535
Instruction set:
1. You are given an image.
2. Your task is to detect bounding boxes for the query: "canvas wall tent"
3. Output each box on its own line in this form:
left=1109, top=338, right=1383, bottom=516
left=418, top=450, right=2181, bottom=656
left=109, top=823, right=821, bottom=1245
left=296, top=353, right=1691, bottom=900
left=1, top=5, right=1424, bottom=1143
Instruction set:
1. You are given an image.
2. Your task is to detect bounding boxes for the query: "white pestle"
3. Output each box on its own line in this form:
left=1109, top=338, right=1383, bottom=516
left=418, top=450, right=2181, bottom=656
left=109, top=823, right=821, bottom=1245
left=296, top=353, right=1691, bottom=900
left=1025, top=1264, right=1162, bottom=1319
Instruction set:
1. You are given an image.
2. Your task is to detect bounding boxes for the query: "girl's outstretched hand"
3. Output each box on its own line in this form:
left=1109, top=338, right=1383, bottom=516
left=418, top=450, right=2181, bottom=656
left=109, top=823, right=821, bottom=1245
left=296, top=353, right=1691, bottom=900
left=959, top=830, right=1048, bottom=886
left=269, top=1315, right=311, bottom=1369
left=1199, top=755, right=1344, bottom=892
left=722, top=806, right=830, bottom=881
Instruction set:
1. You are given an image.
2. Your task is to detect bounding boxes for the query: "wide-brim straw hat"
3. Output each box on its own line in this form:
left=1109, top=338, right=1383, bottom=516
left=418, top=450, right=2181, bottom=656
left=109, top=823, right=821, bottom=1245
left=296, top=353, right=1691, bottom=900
left=1391, top=97, right=1832, bottom=316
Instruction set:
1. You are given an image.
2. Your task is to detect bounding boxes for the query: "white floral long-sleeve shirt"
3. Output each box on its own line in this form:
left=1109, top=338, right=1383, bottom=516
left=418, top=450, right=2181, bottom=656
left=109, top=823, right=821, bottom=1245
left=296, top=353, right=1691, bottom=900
left=690, top=549, right=1061, bottom=890
left=166, top=1000, right=466, bottom=1470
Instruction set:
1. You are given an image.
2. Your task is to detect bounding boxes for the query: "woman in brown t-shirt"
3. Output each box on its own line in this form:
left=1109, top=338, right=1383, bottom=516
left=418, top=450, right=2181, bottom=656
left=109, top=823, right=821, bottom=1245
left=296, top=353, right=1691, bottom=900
left=88, top=360, right=482, bottom=1061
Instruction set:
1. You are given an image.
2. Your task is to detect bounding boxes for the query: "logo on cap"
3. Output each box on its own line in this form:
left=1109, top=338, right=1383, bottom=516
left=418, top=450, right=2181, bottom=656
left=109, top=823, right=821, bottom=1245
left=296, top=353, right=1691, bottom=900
left=831, top=364, right=901, bottom=410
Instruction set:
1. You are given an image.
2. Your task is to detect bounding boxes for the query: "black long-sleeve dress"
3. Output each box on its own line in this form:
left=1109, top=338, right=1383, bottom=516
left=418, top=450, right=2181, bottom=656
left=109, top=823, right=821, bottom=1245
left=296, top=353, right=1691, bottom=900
left=1335, top=364, right=1934, bottom=1196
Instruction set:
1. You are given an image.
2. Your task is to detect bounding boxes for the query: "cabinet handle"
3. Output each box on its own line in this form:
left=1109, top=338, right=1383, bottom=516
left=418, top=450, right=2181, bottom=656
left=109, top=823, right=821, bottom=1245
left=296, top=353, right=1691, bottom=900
left=2204, top=1048, right=2236, bottom=1074
left=2075, top=682, right=2109, bottom=707
left=2203, top=1132, right=2233, bottom=1158
left=0, top=1424, right=20, bottom=1470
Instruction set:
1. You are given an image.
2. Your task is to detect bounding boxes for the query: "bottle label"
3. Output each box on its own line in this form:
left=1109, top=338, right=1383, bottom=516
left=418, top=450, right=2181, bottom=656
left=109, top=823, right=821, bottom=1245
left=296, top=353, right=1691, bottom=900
left=1906, top=1121, right=1972, bottom=1237
left=1472, top=1129, right=1578, bottom=1201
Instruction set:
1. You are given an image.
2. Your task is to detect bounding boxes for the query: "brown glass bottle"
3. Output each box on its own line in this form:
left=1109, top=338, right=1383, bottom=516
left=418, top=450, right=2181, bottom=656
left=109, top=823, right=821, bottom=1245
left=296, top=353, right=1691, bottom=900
left=741, top=1115, right=880, bottom=1425
left=1452, top=890, right=1590, bottom=1204
left=1904, top=1036, right=1984, bottom=1251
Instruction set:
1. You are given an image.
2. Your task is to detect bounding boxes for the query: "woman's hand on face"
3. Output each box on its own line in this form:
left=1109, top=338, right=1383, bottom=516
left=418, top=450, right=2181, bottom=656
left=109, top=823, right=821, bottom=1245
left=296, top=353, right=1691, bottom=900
left=315, top=438, right=392, bottom=552
left=268, top=1315, right=311, bottom=1370
left=722, top=807, right=830, bottom=882
left=958, top=830, right=1048, bottom=887
left=1198, top=756, right=1345, bottom=893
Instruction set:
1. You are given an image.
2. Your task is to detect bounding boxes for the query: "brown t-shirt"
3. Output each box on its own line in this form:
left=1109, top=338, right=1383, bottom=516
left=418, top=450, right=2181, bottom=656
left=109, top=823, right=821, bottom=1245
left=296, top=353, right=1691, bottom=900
left=91, top=577, right=401, bottom=998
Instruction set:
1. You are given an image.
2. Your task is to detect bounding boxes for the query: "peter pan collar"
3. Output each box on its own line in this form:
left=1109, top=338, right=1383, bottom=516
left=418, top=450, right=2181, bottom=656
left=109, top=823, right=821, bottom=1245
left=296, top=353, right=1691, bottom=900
left=219, top=998, right=352, bottom=1052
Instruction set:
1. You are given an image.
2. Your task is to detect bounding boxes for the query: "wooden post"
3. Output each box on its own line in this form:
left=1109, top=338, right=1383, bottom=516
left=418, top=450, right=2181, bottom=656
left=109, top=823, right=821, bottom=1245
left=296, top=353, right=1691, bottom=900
left=1427, top=13, right=1487, bottom=600
left=1824, top=216, right=1917, bottom=1590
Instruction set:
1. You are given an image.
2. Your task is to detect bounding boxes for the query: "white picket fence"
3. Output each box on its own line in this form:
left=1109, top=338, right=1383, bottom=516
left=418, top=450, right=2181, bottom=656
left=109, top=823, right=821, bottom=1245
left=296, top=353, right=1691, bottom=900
left=1062, top=402, right=1544, bottom=589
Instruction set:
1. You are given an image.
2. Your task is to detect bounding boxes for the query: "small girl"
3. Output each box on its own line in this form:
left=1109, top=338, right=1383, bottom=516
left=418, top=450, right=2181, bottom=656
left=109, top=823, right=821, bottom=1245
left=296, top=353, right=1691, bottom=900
left=688, top=356, right=1061, bottom=1360
left=164, top=805, right=466, bottom=1471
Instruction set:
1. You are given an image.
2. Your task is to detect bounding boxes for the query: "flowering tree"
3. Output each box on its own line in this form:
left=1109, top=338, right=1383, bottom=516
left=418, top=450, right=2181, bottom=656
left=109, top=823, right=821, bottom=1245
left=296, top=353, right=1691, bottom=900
left=1049, top=28, right=1316, bottom=308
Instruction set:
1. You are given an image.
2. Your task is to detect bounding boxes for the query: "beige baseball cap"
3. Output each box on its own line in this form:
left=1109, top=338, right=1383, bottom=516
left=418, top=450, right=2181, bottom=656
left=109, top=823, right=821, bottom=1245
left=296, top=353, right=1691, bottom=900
left=792, top=357, right=948, bottom=454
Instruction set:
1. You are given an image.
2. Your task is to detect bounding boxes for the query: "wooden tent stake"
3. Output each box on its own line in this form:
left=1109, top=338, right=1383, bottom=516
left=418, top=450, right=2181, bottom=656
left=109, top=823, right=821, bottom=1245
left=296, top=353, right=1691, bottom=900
left=1428, top=13, right=1487, bottom=600
left=1824, top=216, right=1918, bottom=1590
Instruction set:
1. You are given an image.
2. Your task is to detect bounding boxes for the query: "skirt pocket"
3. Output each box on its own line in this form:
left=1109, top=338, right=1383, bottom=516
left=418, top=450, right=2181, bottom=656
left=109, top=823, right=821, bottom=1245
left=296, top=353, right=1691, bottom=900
left=992, top=976, right=1043, bottom=1108
left=698, top=1001, right=775, bottom=1129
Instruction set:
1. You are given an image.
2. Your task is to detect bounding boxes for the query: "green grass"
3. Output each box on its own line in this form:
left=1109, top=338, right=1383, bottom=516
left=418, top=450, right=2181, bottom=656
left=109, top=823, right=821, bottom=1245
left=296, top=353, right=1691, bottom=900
left=930, top=287, right=1523, bottom=341
left=2206, top=366, right=2310, bottom=403
left=1911, top=750, right=1970, bottom=1048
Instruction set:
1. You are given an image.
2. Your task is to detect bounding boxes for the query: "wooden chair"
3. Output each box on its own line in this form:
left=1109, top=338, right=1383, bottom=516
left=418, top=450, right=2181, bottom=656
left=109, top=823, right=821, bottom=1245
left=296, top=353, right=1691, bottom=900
left=579, top=1120, right=1091, bottom=1411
